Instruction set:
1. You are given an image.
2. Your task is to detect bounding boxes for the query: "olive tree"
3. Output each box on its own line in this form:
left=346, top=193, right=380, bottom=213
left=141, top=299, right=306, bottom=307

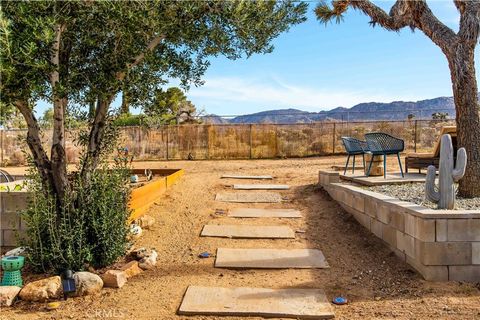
left=316, top=0, right=480, bottom=197
left=1, top=0, right=307, bottom=205
left=1, top=1, right=306, bottom=270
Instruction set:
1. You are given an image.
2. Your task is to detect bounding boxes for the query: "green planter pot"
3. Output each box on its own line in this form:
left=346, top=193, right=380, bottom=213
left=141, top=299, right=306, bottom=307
left=1, top=256, right=25, bottom=286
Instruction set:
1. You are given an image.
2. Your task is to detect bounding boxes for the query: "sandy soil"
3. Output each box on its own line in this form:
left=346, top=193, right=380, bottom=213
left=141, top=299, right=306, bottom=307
left=2, top=156, right=480, bottom=320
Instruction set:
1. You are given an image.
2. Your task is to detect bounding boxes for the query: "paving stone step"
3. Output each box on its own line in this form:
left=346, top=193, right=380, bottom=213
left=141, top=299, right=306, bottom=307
left=178, top=286, right=334, bottom=319
left=201, top=224, right=295, bottom=239
left=228, top=208, right=302, bottom=218
left=215, top=248, right=329, bottom=269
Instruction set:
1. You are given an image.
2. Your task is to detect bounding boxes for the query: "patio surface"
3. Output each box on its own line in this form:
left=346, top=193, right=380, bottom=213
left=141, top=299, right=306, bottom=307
left=340, top=172, right=426, bottom=186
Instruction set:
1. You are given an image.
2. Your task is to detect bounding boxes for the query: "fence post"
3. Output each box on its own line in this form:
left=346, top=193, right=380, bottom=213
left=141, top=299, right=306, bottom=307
left=166, top=125, right=169, bottom=160
left=275, top=126, right=279, bottom=158
left=206, top=124, right=210, bottom=160
left=0, top=129, right=3, bottom=165
left=249, top=124, right=253, bottom=159
left=414, top=120, right=418, bottom=153
left=332, top=122, right=336, bottom=155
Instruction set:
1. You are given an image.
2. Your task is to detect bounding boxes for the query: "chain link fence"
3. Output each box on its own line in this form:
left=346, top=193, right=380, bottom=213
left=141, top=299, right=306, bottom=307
left=0, top=119, right=455, bottom=165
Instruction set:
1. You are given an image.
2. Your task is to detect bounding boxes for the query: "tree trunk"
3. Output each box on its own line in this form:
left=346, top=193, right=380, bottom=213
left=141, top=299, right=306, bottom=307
left=120, top=91, right=129, bottom=114
left=50, top=97, right=68, bottom=203
left=448, top=45, right=480, bottom=197
left=80, top=95, right=114, bottom=183
left=15, top=101, right=55, bottom=194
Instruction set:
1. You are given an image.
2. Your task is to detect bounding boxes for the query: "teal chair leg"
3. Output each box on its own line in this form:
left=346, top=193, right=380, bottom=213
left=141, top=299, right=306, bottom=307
left=352, top=154, right=356, bottom=174
left=397, top=153, right=404, bottom=177
left=366, top=155, right=374, bottom=177
left=383, top=154, right=387, bottom=179
left=344, top=155, right=350, bottom=175
left=362, top=154, right=366, bottom=174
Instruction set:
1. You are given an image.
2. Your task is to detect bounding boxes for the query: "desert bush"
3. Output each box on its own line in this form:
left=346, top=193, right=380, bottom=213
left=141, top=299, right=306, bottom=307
left=65, top=146, right=80, bottom=164
left=21, top=124, right=131, bottom=273
left=114, top=114, right=144, bottom=127
left=21, top=160, right=131, bottom=272
left=8, top=149, right=26, bottom=166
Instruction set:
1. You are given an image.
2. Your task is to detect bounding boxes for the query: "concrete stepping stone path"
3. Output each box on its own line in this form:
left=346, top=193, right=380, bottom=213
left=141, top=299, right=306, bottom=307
left=179, top=173, right=334, bottom=318
left=215, top=248, right=329, bottom=269
left=233, top=184, right=290, bottom=190
left=178, top=286, right=335, bottom=319
left=215, top=192, right=282, bottom=203
left=221, top=175, right=273, bottom=180
left=228, top=208, right=302, bottom=218
left=201, top=224, right=295, bottom=239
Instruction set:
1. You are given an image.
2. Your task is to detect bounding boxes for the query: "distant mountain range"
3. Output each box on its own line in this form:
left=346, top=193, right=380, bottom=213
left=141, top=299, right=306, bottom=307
left=202, top=94, right=480, bottom=124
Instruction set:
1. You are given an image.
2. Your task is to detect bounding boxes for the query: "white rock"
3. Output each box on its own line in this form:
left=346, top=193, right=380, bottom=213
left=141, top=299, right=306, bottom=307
left=73, top=272, right=103, bottom=296
left=129, top=224, right=143, bottom=238
left=138, top=250, right=158, bottom=270
left=0, top=286, right=21, bottom=306
left=2, top=247, right=26, bottom=257
left=19, top=276, right=62, bottom=302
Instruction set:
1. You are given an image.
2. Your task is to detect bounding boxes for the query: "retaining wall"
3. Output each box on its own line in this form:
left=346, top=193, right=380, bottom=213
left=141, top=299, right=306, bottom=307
left=319, top=170, right=480, bottom=282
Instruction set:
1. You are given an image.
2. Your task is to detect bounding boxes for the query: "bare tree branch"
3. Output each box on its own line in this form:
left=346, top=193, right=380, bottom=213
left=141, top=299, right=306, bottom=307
left=115, top=35, right=165, bottom=81
left=348, top=1, right=458, bottom=51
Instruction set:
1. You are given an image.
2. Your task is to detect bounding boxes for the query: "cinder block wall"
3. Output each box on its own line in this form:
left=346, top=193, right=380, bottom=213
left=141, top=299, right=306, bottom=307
left=0, top=192, right=28, bottom=249
left=319, top=170, right=480, bottom=282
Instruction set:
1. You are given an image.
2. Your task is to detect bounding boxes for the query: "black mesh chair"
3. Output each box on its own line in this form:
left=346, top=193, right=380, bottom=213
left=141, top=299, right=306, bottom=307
left=364, top=132, right=404, bottom=178
left=341, top=137, right=368, bottom=175
left=0, top=169, right=13, bottom=183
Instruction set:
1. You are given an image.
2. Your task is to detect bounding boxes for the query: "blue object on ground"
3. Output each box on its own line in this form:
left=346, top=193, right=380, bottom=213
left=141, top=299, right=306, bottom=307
left=198, top=252, right=211, bottom=258
left=332, top=296, right=348, bottom=305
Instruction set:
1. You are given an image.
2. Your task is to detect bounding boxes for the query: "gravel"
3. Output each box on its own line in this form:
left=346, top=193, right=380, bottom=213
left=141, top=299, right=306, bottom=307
left=367, top=183, right=480, bottom=210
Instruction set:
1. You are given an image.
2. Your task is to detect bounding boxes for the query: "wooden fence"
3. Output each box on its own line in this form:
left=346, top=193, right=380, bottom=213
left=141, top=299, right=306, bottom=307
left=0, top=119, right=455, bottom=165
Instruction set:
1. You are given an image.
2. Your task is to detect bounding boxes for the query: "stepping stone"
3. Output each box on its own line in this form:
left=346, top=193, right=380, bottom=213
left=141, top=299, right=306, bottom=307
left=215, top=248, right=329, bottom=269
left=215, top=192, right=282, bottom=203
left=228, top=208, right=302, bottom=218
left=233, top=184, right=289, bottom=190
left=201, top=225, right=295, bottom=239
left=178, top=286, right=335, bottom=319
left=222, top=175, right=273, bottom=180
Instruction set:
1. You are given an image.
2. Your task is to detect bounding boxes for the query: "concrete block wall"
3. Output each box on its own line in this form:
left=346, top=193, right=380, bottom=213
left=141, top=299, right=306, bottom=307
left=319, top=170, right=480, bottom=282
left=0, top=191, right=29, bottom=248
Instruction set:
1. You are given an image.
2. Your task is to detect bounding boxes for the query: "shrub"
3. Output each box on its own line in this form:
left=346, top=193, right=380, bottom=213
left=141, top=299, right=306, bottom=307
left=21, top=151, right=131, bottom=273
left=8, top=149, right=26, bottom=166
left=113, top=114, right=144, bottom=127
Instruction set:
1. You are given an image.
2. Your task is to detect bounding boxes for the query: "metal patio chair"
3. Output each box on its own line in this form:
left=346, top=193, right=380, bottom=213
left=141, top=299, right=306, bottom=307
left=341, top=137, right=368, bottom=175
left=364, top=132, right=405, bottom=179
left=0, top=169, right=14, bottom=183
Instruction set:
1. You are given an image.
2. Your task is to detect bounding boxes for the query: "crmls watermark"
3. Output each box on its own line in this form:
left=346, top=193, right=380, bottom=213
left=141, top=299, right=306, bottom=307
left=86, top=308, right=127, bottom=318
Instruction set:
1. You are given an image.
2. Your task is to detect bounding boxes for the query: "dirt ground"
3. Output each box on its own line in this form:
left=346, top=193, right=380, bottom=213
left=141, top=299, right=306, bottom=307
left=2, top=156, right=480, bottom=320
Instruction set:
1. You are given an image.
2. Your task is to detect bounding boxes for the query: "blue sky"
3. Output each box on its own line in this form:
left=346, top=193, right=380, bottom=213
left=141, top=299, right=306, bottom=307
left=185, top=1, right=480, bottom=116
left=37, top=1, right=479, bottom=117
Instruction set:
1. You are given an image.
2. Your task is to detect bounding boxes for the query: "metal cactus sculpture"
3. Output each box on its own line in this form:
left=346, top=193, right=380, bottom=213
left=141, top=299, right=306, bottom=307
left=425, top=134, right=467, bottom=209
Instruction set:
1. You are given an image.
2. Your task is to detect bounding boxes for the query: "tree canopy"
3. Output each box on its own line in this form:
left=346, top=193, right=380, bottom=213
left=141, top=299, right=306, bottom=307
left=0, top=0, right=307, bottom=271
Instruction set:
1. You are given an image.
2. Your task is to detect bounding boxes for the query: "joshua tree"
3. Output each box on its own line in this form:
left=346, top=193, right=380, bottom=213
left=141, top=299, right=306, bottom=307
left=432, top=112, right=449, bottom=120
left=316, top=0, right=480, bottom=197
